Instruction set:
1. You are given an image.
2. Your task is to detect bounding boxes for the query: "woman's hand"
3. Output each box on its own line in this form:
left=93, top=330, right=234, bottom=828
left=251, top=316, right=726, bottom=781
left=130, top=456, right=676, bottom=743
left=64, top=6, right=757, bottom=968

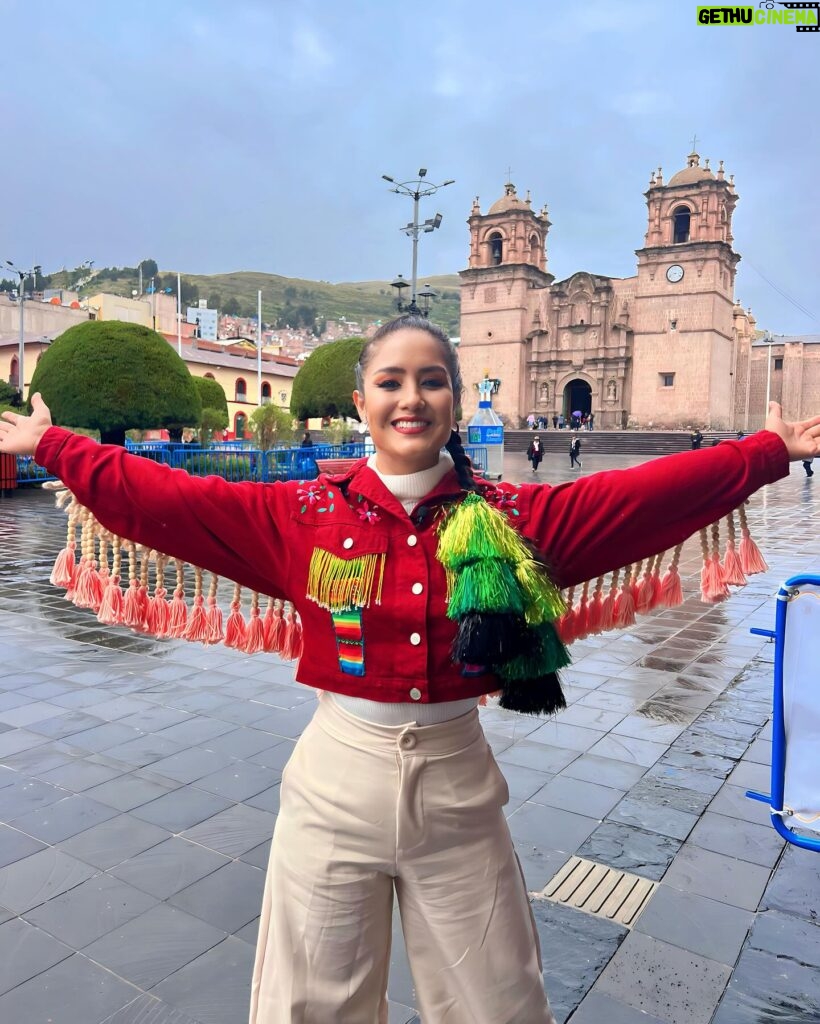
left=0, top=393, right=53, bottom=457
left=765, top=401, right=820, bottom=461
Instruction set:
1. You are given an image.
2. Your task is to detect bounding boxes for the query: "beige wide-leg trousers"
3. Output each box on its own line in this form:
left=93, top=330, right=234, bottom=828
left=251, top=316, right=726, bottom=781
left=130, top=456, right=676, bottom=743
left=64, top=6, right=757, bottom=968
left=249, top=693, right=555, bottom=1024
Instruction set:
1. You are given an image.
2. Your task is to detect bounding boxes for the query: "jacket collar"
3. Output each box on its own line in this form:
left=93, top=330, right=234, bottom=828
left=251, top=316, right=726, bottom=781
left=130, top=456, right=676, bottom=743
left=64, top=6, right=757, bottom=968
left=320, top=458, right=467, bottom=521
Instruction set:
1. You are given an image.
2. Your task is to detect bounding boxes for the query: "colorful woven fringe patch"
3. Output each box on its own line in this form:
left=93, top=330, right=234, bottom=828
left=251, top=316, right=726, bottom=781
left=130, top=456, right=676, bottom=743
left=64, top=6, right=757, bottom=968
left=332, top=608, right=365, bottom=676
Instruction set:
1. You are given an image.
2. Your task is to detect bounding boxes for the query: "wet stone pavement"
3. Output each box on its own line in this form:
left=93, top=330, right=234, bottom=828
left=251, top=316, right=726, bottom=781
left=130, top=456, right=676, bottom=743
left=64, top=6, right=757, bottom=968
left=1, top=450, right=819, bottom=1023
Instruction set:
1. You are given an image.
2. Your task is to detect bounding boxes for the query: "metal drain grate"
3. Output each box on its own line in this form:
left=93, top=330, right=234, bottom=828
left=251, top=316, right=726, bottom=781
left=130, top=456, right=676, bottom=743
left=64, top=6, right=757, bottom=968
left=537, top=855, right=657, bottom=928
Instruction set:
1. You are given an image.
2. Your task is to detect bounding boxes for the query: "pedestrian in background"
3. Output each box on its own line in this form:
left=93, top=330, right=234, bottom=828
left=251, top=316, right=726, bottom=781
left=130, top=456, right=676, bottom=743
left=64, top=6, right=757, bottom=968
left=803, top=456, right=814, bottom=477
left=570, top=436, right=582, bottom=468
left=527, top=435, right=544, bottom=473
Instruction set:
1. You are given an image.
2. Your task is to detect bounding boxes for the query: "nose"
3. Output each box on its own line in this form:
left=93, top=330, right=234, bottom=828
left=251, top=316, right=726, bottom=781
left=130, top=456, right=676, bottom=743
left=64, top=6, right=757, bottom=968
left=399, top=382, right=426, bottom=409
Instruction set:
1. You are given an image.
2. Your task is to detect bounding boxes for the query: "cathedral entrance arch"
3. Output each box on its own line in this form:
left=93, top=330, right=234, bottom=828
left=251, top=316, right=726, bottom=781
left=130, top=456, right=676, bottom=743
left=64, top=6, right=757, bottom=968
left=563, top=378, right=592, bottom=420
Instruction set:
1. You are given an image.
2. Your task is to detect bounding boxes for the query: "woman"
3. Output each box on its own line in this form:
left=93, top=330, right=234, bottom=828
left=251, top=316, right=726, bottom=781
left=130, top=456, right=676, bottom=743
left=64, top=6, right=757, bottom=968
left=570, top=436, right=582, bottom=468
left=527, top=434, right=544, bottom=473
left=1, top=314, right=816, bottom=1024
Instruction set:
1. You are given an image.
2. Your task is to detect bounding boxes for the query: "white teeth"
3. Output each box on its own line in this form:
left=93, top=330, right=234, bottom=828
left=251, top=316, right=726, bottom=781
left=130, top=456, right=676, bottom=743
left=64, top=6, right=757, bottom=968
left=394, top=421, right=427, bottom=428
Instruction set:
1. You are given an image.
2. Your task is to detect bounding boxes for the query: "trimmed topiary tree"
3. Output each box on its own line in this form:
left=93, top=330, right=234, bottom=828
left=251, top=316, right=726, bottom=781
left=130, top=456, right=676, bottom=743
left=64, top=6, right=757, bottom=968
left=290, top=335, right=365, bottom=421
left=29, top=321, right=201, bottom=445
left=192, top=376, right=229, bottom=444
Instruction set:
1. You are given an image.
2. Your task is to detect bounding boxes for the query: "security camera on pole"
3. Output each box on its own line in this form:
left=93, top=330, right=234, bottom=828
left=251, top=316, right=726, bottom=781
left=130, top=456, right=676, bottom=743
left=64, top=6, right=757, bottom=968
left=382, top=169, right=454, bottom=316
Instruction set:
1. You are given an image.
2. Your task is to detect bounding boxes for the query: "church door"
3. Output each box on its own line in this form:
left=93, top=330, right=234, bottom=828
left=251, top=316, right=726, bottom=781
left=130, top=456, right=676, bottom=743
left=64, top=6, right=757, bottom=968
left=563, top=379, right=592, bottom=421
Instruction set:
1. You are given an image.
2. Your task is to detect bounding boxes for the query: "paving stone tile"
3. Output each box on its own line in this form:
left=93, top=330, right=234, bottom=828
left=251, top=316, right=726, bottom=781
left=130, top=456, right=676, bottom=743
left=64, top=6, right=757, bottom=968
left=708, top=782, right=774, bottom=826
left=532, top=898, right=627, bottom=1023
left=595, top=929, right=731, bottom=1024
left=0, top=847, right=97, bottom=913
left=0, top=822, right=47, bottom=868
left=0, top=764, right=16, bottom=787
left=688, top=810, right=785, bottom=868
left=246, top=738, right=297, bottom=771
left=61, top=812, right=170, bottom=869
left=568, top=991, right=669, bottom=1024
left=496, top=740, right=579, bottom=774
left=608, top=794, right=699, bottom=841
left=507, top=801, right=599, bottom=855
left=99, top=992, right=203, bottom=1024
left=191, top=760, right=281, bottom=802
left=152, top=936, right=254, bottom=1024
left=169, top=860, right=264, bottom=933
left=576, top=821, right=681, bottom=882
left=662, top=844, right=772, bottom=912
left=154, top=715, right=235, bottom=746
left=102, top=733, right=187, bottom=769
left=526, top=721, right=605, bottom=752
left=587, top=733, right=666, bottom=768
left=554, top=704, right=624, bottom=730
left=661, top=747, right=737, bottom=780
left=644, top=759, right=725, bottom=796
left=24, top=873, right=158, bottom=948
left=130, top=786, right=232, bottom=831
left=239, top=839, right=271, bottom=870
left=530, top=775, right=624, bottom=819
left=634, top=883, right=753, bottom=965
left=0, top=917, right=73, bottom=996
left=82, top=903, right=227, bottom=990
left=711, top=945, right=820, bottom=1023
left=760, top=843, right=820, bottom=923
left=560, top=753, right=648, bottom=790
left=244, top=784, right=281, bottom=814
left=110, top=837, right=230, bottom=899
left=611, top=714, right=687, bottom=745
left=37, top=758, right=123, bottom=792
left=9, top=792, right=119, bottom=843
left=26, top=709, right=108, bottom=739
left=181, top=803, right=276, bottom=857
left=117, top=706, right=192, bottom=733
left=576, top=690, right=643, bottom=714
left=725, top=758, right=770, bottom=792
left=201, top=726, right=281, bottom=760
left=748, top=909, right=820, bottom=968
left=495, top=762, right=554, bottom=802
left=61, top=720, right=144, bottom=752
left=144, top=747, right=233, bottom=785
left=2, top=738, right=82, bottom=775
left=0, top=952, right=140, bottom=1023
left=84, top=774, right=177, bottom=812
left=82, top=696, right=156, bottom=722
left=0, top=700, right=63, bottom=728
left=0, top=727, right=51, bottom=759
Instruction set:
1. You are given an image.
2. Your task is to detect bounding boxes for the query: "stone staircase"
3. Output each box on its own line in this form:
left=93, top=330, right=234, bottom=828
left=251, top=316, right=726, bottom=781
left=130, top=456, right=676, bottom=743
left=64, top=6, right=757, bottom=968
left=503, top=429, right=743, bottom=456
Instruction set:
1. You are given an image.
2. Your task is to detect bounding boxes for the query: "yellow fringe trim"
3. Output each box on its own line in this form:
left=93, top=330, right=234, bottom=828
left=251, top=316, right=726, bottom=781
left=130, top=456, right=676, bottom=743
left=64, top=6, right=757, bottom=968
left=306, top=547, right=386, bottom=612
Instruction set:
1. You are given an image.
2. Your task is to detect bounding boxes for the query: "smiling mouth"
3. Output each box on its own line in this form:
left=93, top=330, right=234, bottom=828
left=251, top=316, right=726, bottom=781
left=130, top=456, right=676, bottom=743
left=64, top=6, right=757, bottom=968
left=392, top=420, right=430, bottom=434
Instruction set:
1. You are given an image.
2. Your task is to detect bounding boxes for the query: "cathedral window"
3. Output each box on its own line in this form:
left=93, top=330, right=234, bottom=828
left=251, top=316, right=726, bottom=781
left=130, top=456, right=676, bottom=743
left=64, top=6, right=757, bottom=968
left=489, top=232, right=503, bottom=265
left=673, top=206, right=691, bottom=244
left=529, top=234, right=540, bottom=263
left=774, top=357, right=783, bottom=371
left=660, top=372, right=675, bottom=388
left=235, top=377, right=247, bottom=401
left=670, top=319, right=678, bottom=331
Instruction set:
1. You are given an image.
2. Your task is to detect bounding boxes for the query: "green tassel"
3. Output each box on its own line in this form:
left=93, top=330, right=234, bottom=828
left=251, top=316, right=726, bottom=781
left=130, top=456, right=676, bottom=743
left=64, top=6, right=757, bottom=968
left=448, top=559, right=525, bottom=617
left=499, top=622, right=571, bottom=681
left=438, top=492, right=530, bottom=568
left=516, top=560, right=566, bottom=624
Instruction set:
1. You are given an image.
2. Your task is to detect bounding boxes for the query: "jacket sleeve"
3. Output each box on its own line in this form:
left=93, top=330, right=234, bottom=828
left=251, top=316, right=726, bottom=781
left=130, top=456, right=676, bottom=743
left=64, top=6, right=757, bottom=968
left=519, top=432, right=789, bottom=589
left=35, top=427, right=296, bottom=599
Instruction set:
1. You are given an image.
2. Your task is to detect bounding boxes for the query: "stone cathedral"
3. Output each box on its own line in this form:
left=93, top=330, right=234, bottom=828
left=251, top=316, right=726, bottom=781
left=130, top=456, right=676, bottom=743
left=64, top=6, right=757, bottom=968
left=457, top=151, right=762, bottom=430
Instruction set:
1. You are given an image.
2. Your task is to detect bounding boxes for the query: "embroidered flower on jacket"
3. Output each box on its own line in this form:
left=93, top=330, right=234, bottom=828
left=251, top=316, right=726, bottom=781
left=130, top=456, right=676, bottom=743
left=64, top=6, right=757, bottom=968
left=297, top=484, right=335, bottom=515
left=485, top=489, right=520, bottom=515
left=355, top=500, right=380, bottom=524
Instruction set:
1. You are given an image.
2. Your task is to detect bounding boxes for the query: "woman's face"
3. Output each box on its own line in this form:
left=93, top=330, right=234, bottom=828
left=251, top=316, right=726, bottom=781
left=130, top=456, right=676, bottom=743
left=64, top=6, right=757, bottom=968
left=353, top=328, right=455, bottom=476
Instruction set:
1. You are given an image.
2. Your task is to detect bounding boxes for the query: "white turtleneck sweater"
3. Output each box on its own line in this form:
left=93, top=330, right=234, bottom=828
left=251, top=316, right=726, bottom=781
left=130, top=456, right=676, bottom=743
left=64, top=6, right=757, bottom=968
left=331, top=452, right=480, bottom=725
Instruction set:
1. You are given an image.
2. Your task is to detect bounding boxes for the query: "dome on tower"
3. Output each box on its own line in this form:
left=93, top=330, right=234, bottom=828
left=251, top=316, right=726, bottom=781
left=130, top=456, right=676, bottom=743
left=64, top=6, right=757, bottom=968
left=668, top=152, right=714, bottom=186
left=488, top=182, right=528, bottom=215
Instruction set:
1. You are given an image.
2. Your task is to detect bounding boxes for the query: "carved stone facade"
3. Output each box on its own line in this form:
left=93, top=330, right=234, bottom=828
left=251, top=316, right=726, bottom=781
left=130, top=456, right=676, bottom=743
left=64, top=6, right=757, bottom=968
left=458, top=154, right=760, bottom=429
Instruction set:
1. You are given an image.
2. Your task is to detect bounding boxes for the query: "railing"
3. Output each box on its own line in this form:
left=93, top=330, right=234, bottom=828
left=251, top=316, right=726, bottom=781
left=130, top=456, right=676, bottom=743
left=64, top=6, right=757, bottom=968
left=16, top=441, right=486, bottom=486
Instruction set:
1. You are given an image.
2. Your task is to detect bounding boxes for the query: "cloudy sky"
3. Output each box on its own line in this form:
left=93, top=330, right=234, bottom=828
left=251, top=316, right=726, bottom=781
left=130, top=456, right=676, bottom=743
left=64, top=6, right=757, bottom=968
left=2, top=0, right=817, bottom=333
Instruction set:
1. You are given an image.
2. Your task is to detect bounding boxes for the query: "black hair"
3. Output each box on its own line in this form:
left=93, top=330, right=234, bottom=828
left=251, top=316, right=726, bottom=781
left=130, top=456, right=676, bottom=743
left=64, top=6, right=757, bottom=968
left=355, top=314, right=480, bottom=492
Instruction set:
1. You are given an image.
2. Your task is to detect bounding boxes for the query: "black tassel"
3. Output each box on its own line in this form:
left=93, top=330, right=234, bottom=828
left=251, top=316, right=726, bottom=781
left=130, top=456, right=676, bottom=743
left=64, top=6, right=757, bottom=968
left=451, top=612, right=529, bottom=666
left=498, top=672, right=567, bottom=716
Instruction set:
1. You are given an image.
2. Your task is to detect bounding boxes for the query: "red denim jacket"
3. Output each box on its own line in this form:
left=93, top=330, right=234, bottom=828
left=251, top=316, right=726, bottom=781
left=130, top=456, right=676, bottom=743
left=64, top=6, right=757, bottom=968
left=36, top=428, right=788, bottom=704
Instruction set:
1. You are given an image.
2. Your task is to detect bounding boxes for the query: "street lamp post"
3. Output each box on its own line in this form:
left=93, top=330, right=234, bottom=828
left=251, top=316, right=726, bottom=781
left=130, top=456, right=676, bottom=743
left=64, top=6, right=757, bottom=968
left=381, top=169, right=454, bottom=315
left=5, top=260, right=41, bottom=403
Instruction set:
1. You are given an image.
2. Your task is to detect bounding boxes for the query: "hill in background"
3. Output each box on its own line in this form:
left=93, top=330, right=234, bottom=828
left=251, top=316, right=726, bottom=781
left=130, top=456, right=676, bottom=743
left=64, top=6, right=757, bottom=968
left=41, top=264, right=462, bottom=335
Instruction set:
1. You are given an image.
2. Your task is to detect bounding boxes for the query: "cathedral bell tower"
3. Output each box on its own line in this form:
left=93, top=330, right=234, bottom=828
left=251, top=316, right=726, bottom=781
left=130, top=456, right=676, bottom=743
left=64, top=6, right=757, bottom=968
left=458, top=182, right=552, bottom=423
left=630, top=151, right=741, bottom=428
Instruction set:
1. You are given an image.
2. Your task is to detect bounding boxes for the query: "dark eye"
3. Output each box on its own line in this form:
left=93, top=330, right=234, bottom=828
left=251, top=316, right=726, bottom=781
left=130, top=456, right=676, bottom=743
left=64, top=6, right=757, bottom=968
left=423, top=378, right=447, bottom=389
left=375, top=379, right=399, bottom=390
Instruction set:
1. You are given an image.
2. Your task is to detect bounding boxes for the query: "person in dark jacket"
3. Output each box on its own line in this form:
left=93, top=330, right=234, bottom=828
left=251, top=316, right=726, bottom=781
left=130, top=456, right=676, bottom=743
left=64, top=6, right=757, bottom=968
left=527, top=435, right=544, bottom=473
left=570, top=436, right=582, bottom=468
left=300, top=431, right=314, bottom=448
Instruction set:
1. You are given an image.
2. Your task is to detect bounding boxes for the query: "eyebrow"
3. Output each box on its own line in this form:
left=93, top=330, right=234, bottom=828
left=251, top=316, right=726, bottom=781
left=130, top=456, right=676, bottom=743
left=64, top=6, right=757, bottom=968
left=372, top=365, right=448, bottom=375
